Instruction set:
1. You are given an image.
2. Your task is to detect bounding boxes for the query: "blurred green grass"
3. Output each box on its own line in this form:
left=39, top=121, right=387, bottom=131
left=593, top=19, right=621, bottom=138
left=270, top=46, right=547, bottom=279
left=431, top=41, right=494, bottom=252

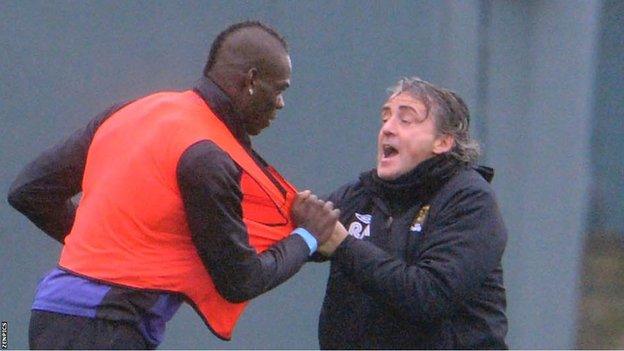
left=577, top=232, right=624, bottom=349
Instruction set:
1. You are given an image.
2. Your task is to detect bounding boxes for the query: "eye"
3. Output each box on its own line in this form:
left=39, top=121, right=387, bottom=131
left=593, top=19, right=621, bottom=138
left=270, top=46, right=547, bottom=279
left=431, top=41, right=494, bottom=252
left=398, top=112, right=414, bottom=125
left=276, top=82, right=290, bottom=94
left=381, top=110, right=390, bottom=123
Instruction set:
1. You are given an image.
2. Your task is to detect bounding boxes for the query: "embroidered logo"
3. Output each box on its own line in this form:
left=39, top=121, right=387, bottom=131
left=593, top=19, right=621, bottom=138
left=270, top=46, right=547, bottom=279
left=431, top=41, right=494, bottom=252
left=410, top=205, right=430, bottom=233
left=348, top=213, right=371, bottom=239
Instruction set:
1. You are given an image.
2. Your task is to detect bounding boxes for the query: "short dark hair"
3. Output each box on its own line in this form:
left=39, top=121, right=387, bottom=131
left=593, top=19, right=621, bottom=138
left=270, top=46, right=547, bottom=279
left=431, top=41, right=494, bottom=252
left=203, top=21, right=288, bottom=76
left=389, top=77, right=481, bottom=164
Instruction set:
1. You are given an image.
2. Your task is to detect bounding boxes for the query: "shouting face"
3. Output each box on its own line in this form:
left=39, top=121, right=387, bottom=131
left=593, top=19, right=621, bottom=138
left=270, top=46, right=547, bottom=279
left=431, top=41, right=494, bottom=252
left=377, top=92, right=453, bottom=180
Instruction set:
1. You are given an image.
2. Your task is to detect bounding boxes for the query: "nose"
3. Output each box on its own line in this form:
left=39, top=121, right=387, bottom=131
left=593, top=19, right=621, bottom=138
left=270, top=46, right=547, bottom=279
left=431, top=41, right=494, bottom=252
left=275, top=95, right=285, bottom=110
left=380, top=115, right=397, bottom=136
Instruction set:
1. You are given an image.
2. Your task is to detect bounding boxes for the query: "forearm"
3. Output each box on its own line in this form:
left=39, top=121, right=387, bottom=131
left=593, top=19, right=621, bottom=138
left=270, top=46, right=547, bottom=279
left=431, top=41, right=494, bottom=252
left=8, top=187, right=77, bottom=243
left=211, top=234, right=310, bottom=302
left=179, top=141, right=313, bottom=303
left=8, top=136, right=86, bottom=243
left=7, top=103, right=123, bottom=243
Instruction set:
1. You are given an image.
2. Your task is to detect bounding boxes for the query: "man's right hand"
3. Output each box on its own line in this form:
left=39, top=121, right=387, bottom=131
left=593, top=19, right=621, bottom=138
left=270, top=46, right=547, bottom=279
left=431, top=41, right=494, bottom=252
left=291, top=190, right=340, bottom=245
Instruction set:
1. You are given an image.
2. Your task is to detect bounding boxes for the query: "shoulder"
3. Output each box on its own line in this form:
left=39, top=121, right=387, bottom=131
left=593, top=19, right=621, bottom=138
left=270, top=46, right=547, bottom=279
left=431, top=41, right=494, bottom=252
left=177, top=140, right=241, bottom=188
left=422, top=166, right=507, bottom=248
left=429, top=166, right=499, bottom=219
left=440, top=166, right=495, bottom=199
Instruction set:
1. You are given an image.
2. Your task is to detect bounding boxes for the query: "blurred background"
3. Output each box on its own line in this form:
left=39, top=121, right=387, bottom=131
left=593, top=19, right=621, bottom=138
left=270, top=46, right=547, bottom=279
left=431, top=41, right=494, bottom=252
left=1, top=0, right=622, bottom=349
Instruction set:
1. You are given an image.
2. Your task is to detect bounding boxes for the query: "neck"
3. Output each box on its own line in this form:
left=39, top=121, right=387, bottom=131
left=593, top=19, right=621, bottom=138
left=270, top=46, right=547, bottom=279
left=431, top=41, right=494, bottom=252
left=364, top=154, right=463, bottom=211
left=206, top=69, right=240, bottom=100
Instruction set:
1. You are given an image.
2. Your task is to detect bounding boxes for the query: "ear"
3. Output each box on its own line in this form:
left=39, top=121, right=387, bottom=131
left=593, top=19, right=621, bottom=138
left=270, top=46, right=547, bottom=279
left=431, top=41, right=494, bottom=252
left=245, top=68, right=259, bottom=88
left=433, top=134, right=454, bottom=155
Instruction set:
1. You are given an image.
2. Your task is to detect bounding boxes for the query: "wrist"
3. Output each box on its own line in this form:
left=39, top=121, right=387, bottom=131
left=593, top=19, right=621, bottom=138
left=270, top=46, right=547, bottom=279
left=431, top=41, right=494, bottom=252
left=318, top=224, right=348, bottom=257
left=292, top=227, right=318, bottom=255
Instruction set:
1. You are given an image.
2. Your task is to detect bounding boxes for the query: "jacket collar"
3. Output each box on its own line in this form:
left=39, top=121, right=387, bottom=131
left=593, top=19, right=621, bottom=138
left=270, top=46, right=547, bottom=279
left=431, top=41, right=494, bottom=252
left=361, top=154, right=465, bottom=213
left=193, top=76, right=251, bottom=148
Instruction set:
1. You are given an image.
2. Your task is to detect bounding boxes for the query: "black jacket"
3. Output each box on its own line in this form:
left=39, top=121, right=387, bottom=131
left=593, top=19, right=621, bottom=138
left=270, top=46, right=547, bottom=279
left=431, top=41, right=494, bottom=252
left=319, top=156, right=508, bottom=349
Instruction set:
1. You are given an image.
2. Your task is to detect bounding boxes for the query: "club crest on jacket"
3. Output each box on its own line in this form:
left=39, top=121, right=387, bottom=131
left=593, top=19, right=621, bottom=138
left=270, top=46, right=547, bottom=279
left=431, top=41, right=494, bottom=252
left=410, top=205, right=430, bottom=232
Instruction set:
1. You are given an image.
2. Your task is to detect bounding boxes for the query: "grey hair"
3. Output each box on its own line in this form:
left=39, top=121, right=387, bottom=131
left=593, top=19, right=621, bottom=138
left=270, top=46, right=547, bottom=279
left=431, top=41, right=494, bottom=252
left=388, top=77, right=481, bottom=164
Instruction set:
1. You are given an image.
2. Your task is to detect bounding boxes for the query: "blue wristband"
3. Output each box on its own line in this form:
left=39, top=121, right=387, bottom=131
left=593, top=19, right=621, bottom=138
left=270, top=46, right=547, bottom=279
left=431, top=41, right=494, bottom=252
left=292, top=227, right=318, bottom=255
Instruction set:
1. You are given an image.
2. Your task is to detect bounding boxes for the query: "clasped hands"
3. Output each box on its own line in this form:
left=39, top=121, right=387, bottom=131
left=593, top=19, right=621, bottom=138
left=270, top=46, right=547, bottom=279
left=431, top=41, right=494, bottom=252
left=290, top=190, right=348, bottom=257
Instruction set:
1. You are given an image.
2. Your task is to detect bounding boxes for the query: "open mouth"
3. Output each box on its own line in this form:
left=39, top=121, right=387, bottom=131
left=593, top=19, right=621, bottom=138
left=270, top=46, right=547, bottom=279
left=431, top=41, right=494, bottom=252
left=382, top=144, right=399, bottom=158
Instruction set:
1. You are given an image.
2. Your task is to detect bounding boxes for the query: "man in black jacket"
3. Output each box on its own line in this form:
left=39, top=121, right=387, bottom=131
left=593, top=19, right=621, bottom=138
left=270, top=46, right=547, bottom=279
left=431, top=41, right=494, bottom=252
left=316, top=77, right=508, bottom=349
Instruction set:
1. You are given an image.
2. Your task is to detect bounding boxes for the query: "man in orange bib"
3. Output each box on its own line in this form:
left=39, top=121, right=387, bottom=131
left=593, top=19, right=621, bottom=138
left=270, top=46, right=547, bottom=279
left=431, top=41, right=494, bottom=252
left=8, top=21, right=338, bottom=349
